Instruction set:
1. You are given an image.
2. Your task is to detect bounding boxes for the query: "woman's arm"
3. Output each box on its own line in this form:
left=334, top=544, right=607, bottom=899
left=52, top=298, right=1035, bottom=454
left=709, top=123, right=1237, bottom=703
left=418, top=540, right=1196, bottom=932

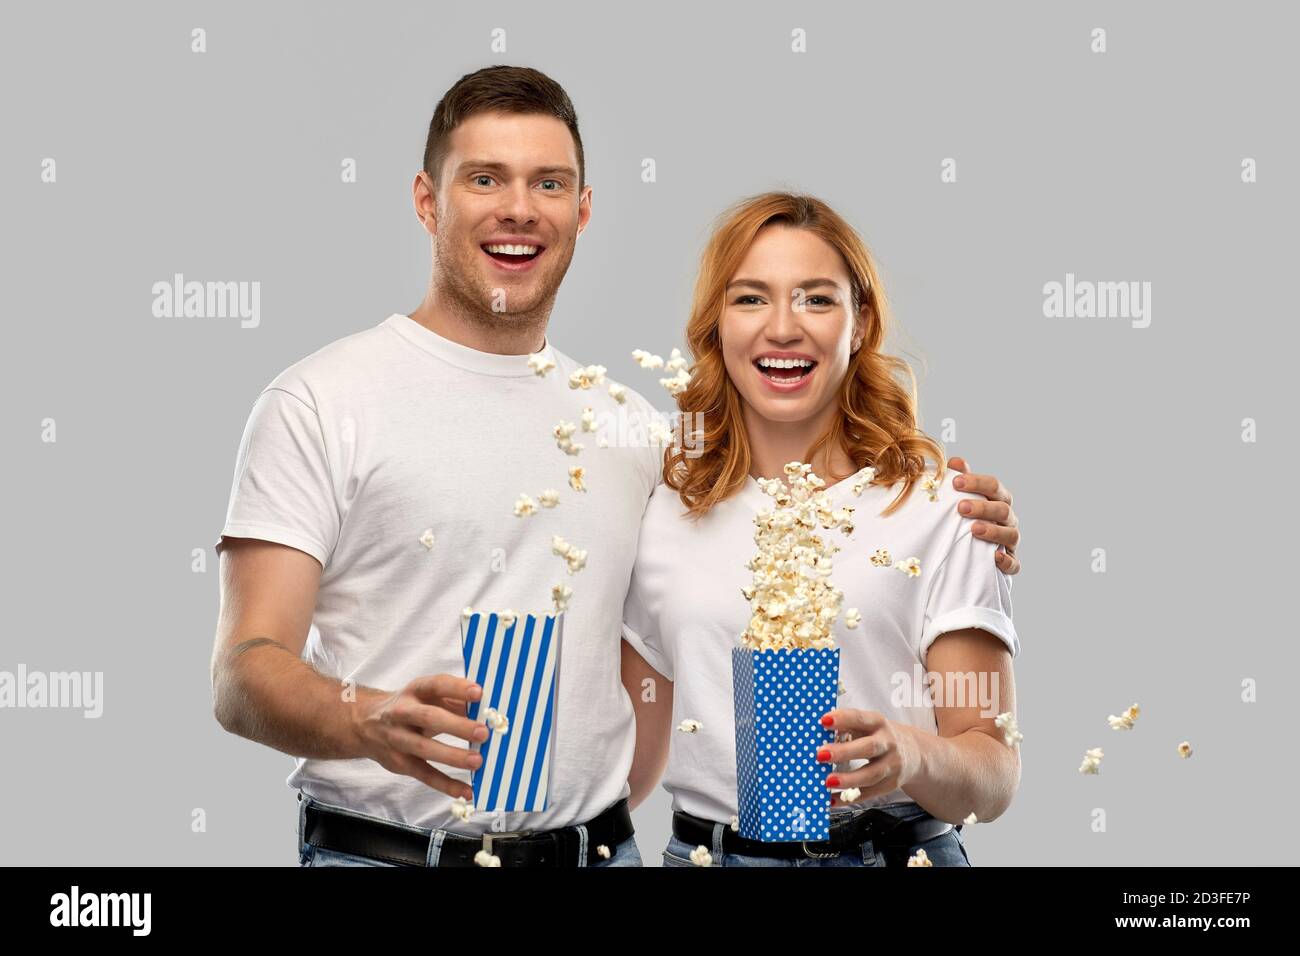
left=620, top=638, right=674, bottom=810
left=819, top=627, right=1019, bottom=825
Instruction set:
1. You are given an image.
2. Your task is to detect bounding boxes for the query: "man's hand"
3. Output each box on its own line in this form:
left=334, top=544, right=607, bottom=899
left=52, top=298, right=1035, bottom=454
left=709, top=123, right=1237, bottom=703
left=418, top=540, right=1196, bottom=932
left=947, top=456, right=1020, bottom=575
left=354, top=675, right=489, bottom=801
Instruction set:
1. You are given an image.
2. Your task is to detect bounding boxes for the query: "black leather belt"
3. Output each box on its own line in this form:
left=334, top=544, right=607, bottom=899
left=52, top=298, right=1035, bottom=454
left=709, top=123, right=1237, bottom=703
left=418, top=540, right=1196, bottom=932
left=673, top=806, right=953, bottom=861
left=301, top=793, right=635, bottom=867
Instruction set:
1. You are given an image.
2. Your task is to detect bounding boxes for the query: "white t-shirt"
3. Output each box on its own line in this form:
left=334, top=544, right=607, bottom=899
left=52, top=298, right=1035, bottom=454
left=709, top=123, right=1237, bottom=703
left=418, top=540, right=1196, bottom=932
left=215, top=312, right=664, bottom=834
left=621, top=467, right=1018, bottom=824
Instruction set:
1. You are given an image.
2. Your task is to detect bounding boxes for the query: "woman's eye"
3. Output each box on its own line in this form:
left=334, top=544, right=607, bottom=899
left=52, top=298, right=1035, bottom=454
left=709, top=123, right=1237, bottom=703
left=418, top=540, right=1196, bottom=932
left=734, top=295, right=764, bottom=305
left=807, top=295, right=834, bottom=306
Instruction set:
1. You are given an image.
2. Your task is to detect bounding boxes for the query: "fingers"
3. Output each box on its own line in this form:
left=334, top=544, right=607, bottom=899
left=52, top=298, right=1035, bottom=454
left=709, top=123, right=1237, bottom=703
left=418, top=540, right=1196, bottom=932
left=821, top=708, right=885, bottom=734
left=385, top=751, right=475, bottom=801
left=388, top=725, right=485, bottom=773
left=817, top=733, right=886, bottom=764
left=399, top=701, right=488, bottom=745
left=957, top=498, right=1014, bottom=527
left=828, top=756, right=895, bottom=792
left=996, top=546, right=1021, bottom=575
left=952, top=471, right=1013, bottom=508
left=407, top=674, right=482, bottom=706
left=946, top=456, right=969, bottom=475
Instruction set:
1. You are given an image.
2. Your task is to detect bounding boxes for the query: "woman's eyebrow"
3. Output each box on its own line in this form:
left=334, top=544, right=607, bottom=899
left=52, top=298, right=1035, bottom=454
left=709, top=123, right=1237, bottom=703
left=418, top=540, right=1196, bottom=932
left=726, top=277, right=841, bottom=291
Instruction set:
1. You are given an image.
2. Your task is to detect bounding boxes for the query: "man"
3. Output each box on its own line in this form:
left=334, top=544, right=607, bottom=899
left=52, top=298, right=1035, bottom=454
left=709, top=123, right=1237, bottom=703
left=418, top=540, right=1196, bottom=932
left=210, top=65, right=1023, bottom=868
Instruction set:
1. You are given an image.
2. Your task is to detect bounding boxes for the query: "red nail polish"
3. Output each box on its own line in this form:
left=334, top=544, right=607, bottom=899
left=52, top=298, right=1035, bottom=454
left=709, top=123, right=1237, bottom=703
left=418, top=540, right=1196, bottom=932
left=821, top=715, right=834, bottom=727
left=826, top=775, right=841, bottom=788
left=817, top=748, right=832, bottom=762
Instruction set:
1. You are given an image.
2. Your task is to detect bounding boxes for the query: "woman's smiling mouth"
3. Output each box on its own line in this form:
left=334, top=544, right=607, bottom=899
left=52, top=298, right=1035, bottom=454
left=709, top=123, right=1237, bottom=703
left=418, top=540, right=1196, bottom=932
left=752, top=354, right=818, bottom=391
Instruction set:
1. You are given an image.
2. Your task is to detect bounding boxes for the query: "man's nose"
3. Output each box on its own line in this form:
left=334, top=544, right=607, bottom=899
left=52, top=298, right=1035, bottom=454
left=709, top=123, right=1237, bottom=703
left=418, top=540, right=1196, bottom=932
left=497, top=181, right=539, bottom=225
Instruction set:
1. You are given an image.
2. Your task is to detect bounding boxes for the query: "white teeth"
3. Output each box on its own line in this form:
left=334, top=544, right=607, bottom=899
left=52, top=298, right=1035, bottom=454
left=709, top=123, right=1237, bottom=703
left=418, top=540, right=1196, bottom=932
left=484, top=243, right=539, bottom=255
left=756, top=357, right=814, bottom=369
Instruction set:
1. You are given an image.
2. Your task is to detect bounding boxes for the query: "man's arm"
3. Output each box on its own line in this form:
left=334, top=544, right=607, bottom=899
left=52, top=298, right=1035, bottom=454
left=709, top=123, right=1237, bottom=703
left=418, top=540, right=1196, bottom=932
left=620, top=639, right=673, bottom=811
left=211, top=537, right=486, bottom=798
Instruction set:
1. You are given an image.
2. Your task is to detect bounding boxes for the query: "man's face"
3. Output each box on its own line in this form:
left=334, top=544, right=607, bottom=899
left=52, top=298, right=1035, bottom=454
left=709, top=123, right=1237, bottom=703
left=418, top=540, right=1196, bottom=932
left=425, top=111, right=591, bottom=319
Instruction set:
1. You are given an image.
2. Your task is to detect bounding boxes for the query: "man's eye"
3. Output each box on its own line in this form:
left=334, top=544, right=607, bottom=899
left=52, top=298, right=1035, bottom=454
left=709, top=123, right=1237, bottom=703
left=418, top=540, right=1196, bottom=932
left=472, top=175, right=495, bottom=187
left=539, top=179, right=561, bottom=191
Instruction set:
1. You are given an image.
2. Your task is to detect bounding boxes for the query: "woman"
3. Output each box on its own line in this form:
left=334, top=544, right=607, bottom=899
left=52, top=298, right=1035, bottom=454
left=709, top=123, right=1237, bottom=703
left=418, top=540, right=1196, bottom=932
left=620, top=192, right=1022, bottom=867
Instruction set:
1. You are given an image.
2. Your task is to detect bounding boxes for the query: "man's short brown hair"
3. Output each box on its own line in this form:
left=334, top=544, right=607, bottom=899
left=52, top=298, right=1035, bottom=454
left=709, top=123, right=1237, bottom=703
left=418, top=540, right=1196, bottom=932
left=423, top=65, right=585, bottom=192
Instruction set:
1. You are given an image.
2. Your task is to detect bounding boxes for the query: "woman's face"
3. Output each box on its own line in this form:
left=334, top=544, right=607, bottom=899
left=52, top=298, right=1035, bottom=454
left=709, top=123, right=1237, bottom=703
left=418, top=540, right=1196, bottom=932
left=719, top=224, right=864, bottom=427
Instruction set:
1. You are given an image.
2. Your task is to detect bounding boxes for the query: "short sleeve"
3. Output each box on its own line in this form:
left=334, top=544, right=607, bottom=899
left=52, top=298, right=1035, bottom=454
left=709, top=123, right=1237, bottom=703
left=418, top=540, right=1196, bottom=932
left=214, top=387, right=341, bottom=569
left=621, top=563, right=672, bottom=681
left=919, top=525, right=1018, bottom=667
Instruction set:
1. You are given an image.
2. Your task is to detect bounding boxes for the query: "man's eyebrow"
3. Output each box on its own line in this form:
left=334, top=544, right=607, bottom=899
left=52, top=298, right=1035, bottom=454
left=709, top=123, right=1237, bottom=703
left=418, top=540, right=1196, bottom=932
left=456, top=159, right=579, bottom=179
left=725, top=277, right=841, bottom=292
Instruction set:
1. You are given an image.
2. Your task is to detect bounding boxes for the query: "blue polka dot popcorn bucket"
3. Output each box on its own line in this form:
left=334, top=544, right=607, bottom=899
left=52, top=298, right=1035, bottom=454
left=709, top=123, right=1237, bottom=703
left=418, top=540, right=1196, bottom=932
left=460, top=610, right=564, bottom=813
left=731, top=645, right=840, bottom=841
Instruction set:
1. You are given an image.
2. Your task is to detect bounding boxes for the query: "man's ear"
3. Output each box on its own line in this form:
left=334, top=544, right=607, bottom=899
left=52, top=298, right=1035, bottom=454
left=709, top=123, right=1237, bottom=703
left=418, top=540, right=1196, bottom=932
left=415, top=171, right=438, bottom=236
left=576, top=184, right=593, bottom=239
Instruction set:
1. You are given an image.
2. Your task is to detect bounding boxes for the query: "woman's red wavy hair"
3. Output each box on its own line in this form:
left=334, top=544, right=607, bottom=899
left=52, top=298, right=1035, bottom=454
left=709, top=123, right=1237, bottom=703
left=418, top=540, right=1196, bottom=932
left=664, top=191, right=947, bottom=521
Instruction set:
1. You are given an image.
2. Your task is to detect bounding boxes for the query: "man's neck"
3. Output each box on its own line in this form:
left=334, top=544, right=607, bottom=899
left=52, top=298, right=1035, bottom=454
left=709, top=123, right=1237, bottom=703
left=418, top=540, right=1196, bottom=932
left=408, top=288, right=549, bottom=356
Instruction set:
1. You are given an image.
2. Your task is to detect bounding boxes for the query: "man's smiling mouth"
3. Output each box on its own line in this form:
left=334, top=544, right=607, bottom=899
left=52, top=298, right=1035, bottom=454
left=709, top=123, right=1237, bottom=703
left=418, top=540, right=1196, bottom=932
left=481, top=242, right=544, bottom=266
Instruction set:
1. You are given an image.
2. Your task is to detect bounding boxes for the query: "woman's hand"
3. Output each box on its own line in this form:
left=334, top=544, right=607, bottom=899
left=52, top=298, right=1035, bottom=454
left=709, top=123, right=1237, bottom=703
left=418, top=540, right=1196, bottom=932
left=816, top=709, right=921, bottom=805
left=947, top=456, right=1020, bottom=575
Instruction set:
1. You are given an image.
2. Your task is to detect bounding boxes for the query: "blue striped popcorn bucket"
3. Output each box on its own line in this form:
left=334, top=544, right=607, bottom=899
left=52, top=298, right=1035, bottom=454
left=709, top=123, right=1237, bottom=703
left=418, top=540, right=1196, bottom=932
left=460, top=611, right=564, bottom=813
left=732, top=646, right=840, bottom=841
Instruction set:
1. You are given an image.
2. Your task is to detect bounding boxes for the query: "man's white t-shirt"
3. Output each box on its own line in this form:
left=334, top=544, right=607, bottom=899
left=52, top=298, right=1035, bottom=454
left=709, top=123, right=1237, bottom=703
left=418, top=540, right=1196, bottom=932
left=215, top=312, right=663, bottom=834
left=621, top=467, right=1018, bottom=824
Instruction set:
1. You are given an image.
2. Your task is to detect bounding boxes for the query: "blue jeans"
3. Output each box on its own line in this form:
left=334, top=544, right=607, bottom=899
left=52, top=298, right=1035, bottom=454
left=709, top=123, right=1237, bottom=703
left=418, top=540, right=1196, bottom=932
left=661, top=802, right=972, bottom=867
left=297, top=792, right=643, bottom=867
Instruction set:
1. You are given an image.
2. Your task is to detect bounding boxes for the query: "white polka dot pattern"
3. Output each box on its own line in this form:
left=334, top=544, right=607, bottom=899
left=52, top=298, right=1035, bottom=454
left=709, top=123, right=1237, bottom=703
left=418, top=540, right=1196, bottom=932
left=731, top=646, right=840, bottom=841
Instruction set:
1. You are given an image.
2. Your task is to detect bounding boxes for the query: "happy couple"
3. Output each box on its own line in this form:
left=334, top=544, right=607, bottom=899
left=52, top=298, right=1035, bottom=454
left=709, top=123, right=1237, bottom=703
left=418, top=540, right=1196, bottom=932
left=211, top=64, right=1022, bottom=868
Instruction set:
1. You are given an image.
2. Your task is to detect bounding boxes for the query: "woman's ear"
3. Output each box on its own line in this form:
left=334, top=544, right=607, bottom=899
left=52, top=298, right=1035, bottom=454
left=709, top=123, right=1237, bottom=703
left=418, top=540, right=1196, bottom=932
left=851, top=305, right=868, bottom=352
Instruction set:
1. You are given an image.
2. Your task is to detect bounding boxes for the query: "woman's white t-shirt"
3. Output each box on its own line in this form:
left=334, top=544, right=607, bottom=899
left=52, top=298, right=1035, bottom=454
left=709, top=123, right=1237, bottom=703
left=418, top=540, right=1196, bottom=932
left=621, top=467, right=1018, bottom=823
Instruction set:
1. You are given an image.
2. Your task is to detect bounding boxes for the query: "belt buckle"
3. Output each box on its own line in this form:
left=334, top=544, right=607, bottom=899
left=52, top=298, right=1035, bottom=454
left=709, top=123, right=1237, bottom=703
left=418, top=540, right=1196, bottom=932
left=481, top=828, right=535, bottom=857
left=800, top=840, right=840, bottom=859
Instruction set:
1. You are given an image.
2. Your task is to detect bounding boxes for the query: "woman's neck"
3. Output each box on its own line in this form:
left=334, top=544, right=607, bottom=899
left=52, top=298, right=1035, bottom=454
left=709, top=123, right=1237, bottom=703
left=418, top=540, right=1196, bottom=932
left=743, top=403, right=858, bottom=489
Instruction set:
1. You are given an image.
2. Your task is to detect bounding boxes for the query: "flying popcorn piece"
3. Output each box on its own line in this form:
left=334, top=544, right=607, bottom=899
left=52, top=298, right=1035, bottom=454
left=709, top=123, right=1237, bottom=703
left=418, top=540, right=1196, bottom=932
left=659, top=367, right=691, bottom=396
left=568, top=364, right=608, bottom=390
left=474, top=849, right=501, bottom=867
left=844, top=608, right=862, bottom=629
left=483, top=707, right=510, bottom=735
left=608, top=382, right=627, bottom=404
left=498, top=609, right=517, bottom=630
left=869, top=548, right=893, bottom=568
left=677, top=719, right=703, bottom=734
left=1078, top=747, right=1104, bottom=775
left=553, top=420, right=584, bottom=456
left=513, top=493, right=538, bottom=517
left=963, top=812, right=978, bottom=826
left=994, top=712, right=1023, bottom=748
left=527, top=352, right=556, bottom=377
left=923, top=474, right=941, bottom=502
left=837, top=680, right=846, bottom=697
left=648, top=419, right=675, bottom=446
left=568, top=466, right=586, bottom=492
left=419, top=528, right=436, bottom=550
left=1178, top=741, right=1193, bottom=759
left=907, top=849, right=933, bottom=867
left=552, top=582, right=573, bottom=613
left=839, top=787, right=862, bottom=803
left=664, top=348, right=689, bottom=372
left=689, top=845, right=713, bottom=867
left=730, top=815, right=739, bottom=831
left=1108, top=702, right=1140, bottom=731
left=580, top=407, right=597, bottom=432
left=850, top=467, right=877, bottom=496
left=462, top=606, right=474, bottom=620
left=632, top=349, right=664, bottom=370
left=563, top=546, right=587, bottom=575
left=596, top=845, right=611, bottom=859
left=538, top=489, right=560, bottom=508
left=597, top=436, right=609, bottom=448
left=551, top=535, right=570, bottom=556
left=894, top=556, right=922, bottom=578
left=451, top=796, right=473, bottom=822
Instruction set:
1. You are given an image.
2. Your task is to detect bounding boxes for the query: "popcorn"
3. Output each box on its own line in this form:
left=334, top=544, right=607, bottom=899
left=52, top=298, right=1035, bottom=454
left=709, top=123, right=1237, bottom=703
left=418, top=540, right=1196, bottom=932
left=498, top=609, right=517, bottom=630
left=832, top=506, right=856, bottom=536
left=738, top=463, right=853, bottom=651
left=1178, top=741, right=1193, bottom=759
left=689, top=845, right=713, bottom=867
left=462, top=606, right=475, bottom=620
left=580, top=407, right=597, bottom=432
left=730, top=815, right=739, bottom=831
left=1078, top=747, right=1104, bottom=774
left=869, top=548, right=893, bottom=567
left=551, top=535, right=570, bottom=556
left=907, top=849, right=933, bottom=867
left=568, top=466, right=587, bottom=492
left=450, top=796, right=473, bottom=822
left=994, top=712, right=1023, bottom=748
left=850, top=467, right=877, bottom=496
left=419, top=528, right=436, bottom=550
left=474, top=849, right=501, bottom=867
left=648, top=419, right=675, bottom=446
left=631, top=349, right=664, bottom=370
left=483, top=706, right=510, bottom=735
left=665, top=348, right=689, bottom=373
left=677, top=719, right=703, bottom=734
left=597, top=437, right=609, bottom=448
left=553, top=420, right=584, bottom=456
left=568, top=364, right=607, bottom=390
left=963, top=812, right=978, bottom=826
left=596, top=845, right=611, bottom=859
left=608, top=382, right=627, bottom=404
left=527, top=353, right=556, bottom=377
left=513, top=494, right=538, bottom=517
left=844, top=608, right=862, bottom=629
left=923, top=474, right=940, bottom=502
left=659, top=367, right=691, bottom=396
left=1108, top=702, right=1140, bottom=731
left=894, top=556, right=922, bottom=578
left=538, top=489, right=560, bottom=508
left=837, top=680, right=846, bottom=696
left=563, top=546, right=587, bottom=575
left=551, top=583, right=573, bottom=613
left=839, top=787, right=862, bottom=803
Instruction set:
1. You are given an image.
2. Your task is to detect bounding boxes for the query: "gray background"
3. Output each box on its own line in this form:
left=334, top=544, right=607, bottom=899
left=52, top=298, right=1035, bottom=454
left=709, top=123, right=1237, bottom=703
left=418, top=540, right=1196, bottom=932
left=2, top=0, right=1295, bottom=865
